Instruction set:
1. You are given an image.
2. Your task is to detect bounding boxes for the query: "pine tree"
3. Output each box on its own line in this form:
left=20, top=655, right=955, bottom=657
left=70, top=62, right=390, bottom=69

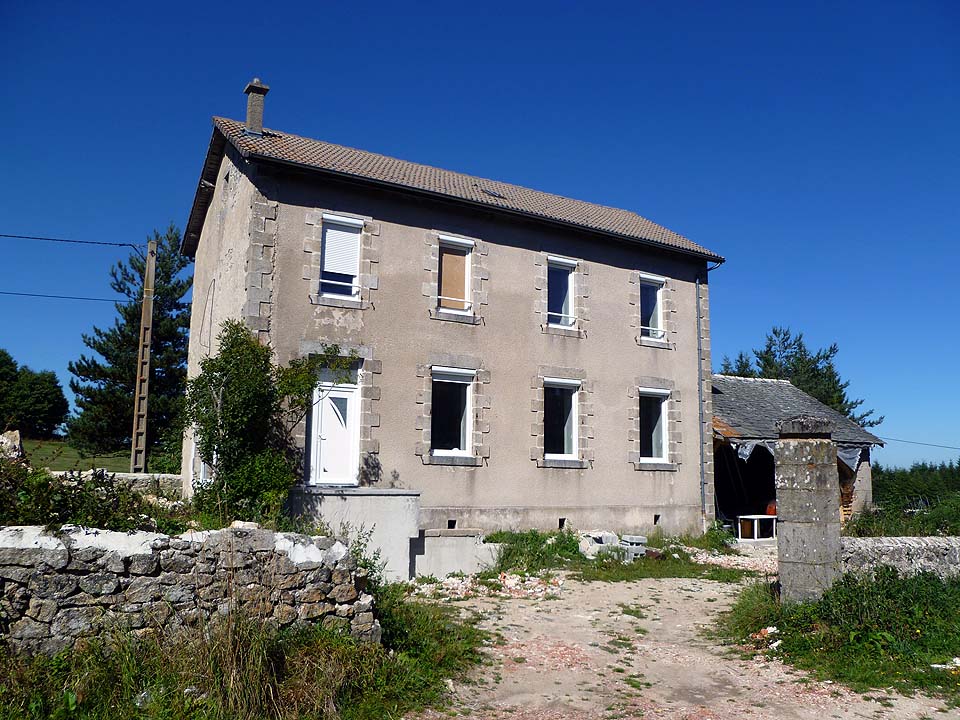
left=67, top=225, right=192, bottom=455
left=719, top=326, right=883, bottom=428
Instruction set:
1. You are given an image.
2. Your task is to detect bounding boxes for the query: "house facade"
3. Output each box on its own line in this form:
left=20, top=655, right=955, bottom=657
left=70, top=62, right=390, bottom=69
left=181, top=80, right=724, bottom=534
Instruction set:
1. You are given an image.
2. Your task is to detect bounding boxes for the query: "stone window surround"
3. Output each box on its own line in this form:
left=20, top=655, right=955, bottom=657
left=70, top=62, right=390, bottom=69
left=296, top=341, right=383, bottom=485
left=303, top=209, right=382, bottom=310
left=628, top=270, right=677, bottom=350
left=529, top=365, right=594, bottom=469
left=422, top=231, right=489, bottom=325
left=628, top=375, right=681, bottom=471
left=414, top=353, right=491, bottom=467
left=534, top=253, right=590, bottom=339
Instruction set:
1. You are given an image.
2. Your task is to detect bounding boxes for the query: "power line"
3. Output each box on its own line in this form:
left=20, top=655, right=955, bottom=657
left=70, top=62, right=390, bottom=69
left=878, top=436, right=960, bottom=451
left=0, top=291, right=132, bottom=304
left=0, top=233, right=144, bottom=249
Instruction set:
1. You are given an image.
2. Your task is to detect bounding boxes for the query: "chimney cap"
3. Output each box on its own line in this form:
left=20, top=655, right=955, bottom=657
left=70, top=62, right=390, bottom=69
left=244, top=78, right=270, bottom=96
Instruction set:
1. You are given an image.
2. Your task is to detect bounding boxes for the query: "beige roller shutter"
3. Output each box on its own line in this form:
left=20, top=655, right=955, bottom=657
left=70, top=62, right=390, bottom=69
left=438, top=245, right=469, bottom=310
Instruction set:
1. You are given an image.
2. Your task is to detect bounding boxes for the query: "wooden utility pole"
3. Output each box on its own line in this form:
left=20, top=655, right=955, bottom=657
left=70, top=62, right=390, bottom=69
left=130, top=239, right=157, bottom=472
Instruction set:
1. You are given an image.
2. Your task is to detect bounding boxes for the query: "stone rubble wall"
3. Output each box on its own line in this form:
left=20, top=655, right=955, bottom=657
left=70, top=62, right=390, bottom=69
left=0, top=524, right=379, bottom=656
left=841, top=536, right=960, bottom=579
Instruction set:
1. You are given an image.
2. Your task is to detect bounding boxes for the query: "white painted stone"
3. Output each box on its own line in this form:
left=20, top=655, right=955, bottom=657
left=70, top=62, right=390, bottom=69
left=62, top=526, right=166, bottom=558
left=274, top=533, right=326, bottom=565
left=0, top=526, right=67, bottom=552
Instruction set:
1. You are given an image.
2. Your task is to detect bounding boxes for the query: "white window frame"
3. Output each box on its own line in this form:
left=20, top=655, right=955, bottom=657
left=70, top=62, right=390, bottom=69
left=308, top=373, right=362, bottom=486
left=437, top=235, right=474, bottom=315
left=430, top=365, right=475, bottom=457
left=637, top=271, right=666, bottom=340
left=543, top=376, right=581, bottom=461
left=320, top=213, right=364, bottom=300
left=636, top=386, right=670, bottom=463
left=546, top=255, right=577, bottom=328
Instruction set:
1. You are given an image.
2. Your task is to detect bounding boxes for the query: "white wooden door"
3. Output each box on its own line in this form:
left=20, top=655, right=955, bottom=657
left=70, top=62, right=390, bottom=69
left=309, top=385, right=359, bottom=485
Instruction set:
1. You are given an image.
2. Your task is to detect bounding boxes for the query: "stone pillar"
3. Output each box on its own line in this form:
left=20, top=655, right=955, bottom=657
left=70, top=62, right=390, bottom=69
left=775, top=416, right=841, bottom=603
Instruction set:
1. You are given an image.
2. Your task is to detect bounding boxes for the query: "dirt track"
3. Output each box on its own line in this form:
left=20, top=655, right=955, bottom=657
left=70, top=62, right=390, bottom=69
left=414, top=571, right=951, bottom=720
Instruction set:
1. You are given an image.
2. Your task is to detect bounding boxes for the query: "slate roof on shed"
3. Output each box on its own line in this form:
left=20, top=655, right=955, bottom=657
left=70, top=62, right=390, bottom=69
left=182, top=116, right=723, bottom=261
left=711, top=374, right=882, bottom=446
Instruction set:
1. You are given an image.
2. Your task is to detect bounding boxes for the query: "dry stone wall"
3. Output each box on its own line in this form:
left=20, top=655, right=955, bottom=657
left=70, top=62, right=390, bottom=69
left=0, top=524, right=379, bottom=656
left=841, top=537, right=960, bottom=579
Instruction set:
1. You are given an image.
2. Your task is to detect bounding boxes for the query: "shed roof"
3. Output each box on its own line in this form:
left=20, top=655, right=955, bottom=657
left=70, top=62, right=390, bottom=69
left=711, top=374, right=882, bottom=447
left=183, top=117, right=723, bottom=262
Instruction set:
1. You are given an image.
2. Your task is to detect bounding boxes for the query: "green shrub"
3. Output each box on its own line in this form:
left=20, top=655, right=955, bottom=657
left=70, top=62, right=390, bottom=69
left=0, top=458, right=150, bottom=531
left=186, top=320, right=355, bottom=526
left=485, top=528, right=581, bottom=574
left=845, top=493, right=960, bottom=537
left=718, top=568, right=960, bottom=701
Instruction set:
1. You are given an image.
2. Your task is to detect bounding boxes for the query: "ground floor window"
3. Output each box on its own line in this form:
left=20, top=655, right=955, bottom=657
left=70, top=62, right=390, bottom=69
left=638, top=389, right=669, bottom=461
left=543, top=378, right=580, bottom=459
left=430, top=367, right=475, bottom=455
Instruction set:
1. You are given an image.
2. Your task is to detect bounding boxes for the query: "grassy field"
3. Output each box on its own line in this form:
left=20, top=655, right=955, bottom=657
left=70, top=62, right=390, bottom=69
left=22, top=439, right=129, bottom=473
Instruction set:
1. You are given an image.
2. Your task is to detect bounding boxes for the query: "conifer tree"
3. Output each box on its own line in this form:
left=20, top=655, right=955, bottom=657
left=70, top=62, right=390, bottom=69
left=720, top=326, right=883, bottom=428
left=67, top=225, right=192, bottom=455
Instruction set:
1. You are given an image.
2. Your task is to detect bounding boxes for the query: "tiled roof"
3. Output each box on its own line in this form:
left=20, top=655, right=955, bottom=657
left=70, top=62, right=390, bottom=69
left=183, top=116, right=722, bottom=261
left=711, top=374, right=882, bottom=446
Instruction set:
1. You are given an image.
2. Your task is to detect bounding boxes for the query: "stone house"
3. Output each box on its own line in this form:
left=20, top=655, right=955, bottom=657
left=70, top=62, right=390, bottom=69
left=180, top=79, right=724, bottom=538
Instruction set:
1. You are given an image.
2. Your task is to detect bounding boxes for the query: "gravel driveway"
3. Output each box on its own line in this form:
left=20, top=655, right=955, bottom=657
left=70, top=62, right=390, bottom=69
left=414, top=552, right=950, bottom=720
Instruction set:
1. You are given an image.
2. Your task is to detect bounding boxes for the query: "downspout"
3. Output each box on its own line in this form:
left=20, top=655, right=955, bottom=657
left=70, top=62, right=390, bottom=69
left=697, top=260, right=724, bottom=531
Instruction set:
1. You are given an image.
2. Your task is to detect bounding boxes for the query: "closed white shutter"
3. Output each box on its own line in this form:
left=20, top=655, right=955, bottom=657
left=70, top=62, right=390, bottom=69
left=321, top=221, right=361, bottom=276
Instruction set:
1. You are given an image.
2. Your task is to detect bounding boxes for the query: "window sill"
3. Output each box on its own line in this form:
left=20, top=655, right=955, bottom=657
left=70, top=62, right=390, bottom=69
left=637, top=335, right=671, bottom=349
left=542, top=324, right=585, bottom=339
left=310, top=295, right=366, bottom=310
left=430, top=308, right=480, bottom=325
left=423, top=454, right=483, bottom=467
left=631, top=461, right=677, bottom=472
left=538, top=458, right=589, bottom=469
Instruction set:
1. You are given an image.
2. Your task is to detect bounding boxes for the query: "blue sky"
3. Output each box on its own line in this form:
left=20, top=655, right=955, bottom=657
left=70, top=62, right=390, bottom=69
left=1, top=1, right=957, bottom=467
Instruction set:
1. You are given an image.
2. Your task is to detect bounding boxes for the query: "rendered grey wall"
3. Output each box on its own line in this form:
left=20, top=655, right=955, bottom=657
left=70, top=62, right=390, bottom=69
left=189, top=158, right=715, bottom=534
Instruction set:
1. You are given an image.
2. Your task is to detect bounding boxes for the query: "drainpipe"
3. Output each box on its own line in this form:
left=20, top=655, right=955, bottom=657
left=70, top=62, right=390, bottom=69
left=697, top=260, right=724, bottom=531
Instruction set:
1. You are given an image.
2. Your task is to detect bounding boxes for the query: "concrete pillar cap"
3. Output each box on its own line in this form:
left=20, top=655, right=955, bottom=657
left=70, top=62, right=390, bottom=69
left=776, top=415, right=833, bottom=439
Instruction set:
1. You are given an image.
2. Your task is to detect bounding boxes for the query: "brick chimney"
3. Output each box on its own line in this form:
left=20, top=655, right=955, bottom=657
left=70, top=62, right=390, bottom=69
left=243, top=78, right=270, bottom=136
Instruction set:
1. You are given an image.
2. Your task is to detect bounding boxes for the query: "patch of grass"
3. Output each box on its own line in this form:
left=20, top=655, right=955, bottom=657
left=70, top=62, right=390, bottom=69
left=645, top=522, right=739, bottom=555
left=619, top=603, right=647, bottom=620
left=0, top=584, right=487, bottom=720
left=485, top=530, right=751, bottom=584
left=717, top=568, right=960, bottom=704
left=22, top=439, right=130, bottom=473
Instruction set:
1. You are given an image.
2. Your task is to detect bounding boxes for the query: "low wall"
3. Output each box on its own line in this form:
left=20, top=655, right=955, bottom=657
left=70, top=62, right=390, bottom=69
left=0, top=524, right=379, bottom=656
left=288, top=487, right=421, bottom=581
left=841, top=537, right=960, bottom=579
left=411, top=529, right=501, bottom=578
left=50, top=471, right=183, bottom=498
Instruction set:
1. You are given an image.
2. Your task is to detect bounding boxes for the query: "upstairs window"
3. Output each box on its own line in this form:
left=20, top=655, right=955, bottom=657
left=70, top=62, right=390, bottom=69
left=430, top=367, right=475, bottom=456
left=320, top=214, right=363, bottom=298
left=638, top=273, right=665, bottom=339
left=437, top=236, right=473, bottom=313
left=543, top=378, right=580, bottom=459
left=547, top=256, right=577, bottom=327
left=638, top=389, right=669, bottom=461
